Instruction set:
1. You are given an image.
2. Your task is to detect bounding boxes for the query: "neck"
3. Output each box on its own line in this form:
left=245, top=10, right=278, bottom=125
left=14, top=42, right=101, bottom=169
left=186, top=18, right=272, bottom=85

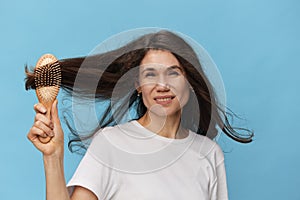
left=138, top=111, right=188, bottom=139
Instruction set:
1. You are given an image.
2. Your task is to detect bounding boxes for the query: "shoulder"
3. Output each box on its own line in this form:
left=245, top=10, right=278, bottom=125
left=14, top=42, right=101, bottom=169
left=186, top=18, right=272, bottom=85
left=190, top=132, right=225, bottom=166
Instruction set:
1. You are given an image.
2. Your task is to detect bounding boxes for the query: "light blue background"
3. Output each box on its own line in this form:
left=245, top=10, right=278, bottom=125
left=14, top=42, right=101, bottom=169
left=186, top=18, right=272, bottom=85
left=1, top=0, right=299, bottom=199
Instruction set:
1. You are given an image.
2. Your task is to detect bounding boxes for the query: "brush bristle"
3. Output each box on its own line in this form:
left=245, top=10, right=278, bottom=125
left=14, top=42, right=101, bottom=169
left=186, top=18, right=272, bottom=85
left=35, top=61, right=61, bottom=88
left=34, top=57, right=62, bottom=103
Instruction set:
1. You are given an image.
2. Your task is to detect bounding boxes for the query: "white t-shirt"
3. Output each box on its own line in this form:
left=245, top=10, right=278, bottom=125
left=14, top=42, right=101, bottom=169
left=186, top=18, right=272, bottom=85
left=67, top=120, right=228, bottom=200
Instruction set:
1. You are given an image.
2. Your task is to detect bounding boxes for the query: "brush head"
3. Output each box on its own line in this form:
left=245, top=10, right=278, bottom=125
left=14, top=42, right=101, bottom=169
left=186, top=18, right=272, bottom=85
left=34, top=54, right=62, bottom=103
left=34, top=54, right=61, bottom=144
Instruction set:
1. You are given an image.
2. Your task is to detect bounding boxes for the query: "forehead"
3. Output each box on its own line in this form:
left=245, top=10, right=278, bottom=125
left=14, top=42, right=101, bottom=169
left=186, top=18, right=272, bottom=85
left=140, top=49, right=180, bottom=67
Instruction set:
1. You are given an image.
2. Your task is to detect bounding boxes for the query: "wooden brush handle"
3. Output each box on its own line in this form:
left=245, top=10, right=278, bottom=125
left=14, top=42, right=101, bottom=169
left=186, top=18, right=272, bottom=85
left=39, top=134, right=52, bottom=144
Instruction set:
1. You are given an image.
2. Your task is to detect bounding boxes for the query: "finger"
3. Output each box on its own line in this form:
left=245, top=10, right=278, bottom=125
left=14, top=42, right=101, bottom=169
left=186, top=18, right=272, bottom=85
left=35, top=113, right=54, bottom=129
left=34, top=103, right=47, bottom=114
left=27, top=126, right=48, bottom=141
left=50, top=99, right=64, bottom=142
left=33, top=120, right=54, bottom=137
left=27, top=127, right=50, bottom=150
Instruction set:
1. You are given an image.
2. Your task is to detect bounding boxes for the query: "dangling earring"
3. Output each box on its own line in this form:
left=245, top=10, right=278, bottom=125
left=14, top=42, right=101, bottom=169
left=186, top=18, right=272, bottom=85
left=189, top=86, right=194, bottom=93
left=137, top=92, right=141, bottom=97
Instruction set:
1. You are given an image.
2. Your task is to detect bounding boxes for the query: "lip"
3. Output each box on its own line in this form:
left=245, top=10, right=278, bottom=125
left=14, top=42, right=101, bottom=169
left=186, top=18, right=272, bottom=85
left=154, top=95, right=175, bottom=105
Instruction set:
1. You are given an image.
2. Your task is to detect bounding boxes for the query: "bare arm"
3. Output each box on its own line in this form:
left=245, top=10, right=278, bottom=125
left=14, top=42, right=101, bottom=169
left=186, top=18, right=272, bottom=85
left=27, top=100, right=97, bottom=200
left=71, top=186, right=98, bottom=200
left=43, top=155, right=69, bottom=200
left=43, top=156, right=97, bottom=200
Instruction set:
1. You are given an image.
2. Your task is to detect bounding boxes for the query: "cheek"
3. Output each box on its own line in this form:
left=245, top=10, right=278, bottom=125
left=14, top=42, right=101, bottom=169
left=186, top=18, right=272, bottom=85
left=174, top=81, right=190, bottom=106
left=181, top=87, right=190, bottom=106
left=140, top=85, right=153, bottom=106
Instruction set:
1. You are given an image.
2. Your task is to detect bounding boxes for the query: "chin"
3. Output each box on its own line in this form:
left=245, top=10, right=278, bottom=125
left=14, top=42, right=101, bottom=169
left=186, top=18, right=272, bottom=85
left=149, top=106, right=181, bottom=118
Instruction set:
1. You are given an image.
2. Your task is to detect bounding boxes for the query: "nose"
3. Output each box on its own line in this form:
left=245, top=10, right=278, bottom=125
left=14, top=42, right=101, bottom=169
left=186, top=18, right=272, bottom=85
left=156, top=75, right=170, bottom=91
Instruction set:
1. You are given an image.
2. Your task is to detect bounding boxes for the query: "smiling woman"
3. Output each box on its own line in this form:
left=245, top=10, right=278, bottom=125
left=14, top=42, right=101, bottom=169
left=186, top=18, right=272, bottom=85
left=25, top=29, right=253, bottom=200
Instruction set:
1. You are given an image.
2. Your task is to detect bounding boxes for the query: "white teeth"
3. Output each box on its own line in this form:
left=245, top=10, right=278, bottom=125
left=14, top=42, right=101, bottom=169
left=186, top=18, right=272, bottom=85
left=156, top=98, right=172, bottom=102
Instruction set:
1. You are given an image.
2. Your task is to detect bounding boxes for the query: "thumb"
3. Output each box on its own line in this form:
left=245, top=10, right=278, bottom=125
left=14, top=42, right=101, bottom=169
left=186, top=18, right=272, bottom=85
left=51, top=99, right=60, bottom=125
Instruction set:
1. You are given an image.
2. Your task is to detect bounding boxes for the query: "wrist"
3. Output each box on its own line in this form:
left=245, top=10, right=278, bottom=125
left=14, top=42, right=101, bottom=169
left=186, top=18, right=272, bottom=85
left=43, top=154, right=64, bottom=178
left=43, top=153, right=64, bottom=165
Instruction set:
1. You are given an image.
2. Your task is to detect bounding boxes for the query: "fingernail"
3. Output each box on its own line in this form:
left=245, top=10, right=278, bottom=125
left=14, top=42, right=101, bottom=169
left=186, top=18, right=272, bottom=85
left=41, top=107, right=47, bottom=113
left=50, top=122, right=54, bottom=129
left=50, top=131, right=54, bottom=137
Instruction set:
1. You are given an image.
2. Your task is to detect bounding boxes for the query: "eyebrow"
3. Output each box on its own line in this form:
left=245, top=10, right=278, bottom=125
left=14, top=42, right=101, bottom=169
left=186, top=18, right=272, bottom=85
left=168, top=65, right=183, bottom=72
left=141, top=65, right=183, bottom=74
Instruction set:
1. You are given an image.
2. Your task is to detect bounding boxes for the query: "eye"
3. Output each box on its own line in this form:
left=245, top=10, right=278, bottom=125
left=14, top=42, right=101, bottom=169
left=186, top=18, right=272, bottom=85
left=168, top=70, right=180, bottom=76
left=144, top=72, right=156, bottom=77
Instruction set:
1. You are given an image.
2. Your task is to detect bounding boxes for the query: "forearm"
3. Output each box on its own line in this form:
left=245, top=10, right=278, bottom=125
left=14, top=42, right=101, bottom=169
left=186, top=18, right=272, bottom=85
left=43, top=155, right=70, bottom=200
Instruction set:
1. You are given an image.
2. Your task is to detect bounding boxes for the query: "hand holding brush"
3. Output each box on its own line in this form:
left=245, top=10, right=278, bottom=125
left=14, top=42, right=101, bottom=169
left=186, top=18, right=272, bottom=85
left=27, top=54, right=62, bottom=147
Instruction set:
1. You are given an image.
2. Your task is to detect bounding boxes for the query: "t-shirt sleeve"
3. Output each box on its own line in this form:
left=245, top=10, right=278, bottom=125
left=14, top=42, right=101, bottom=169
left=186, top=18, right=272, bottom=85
left=209, top=144, right=228, bottom=200
left=216, top=159, right=228, bottom=199
left=67, top=150, right=118, bottom=200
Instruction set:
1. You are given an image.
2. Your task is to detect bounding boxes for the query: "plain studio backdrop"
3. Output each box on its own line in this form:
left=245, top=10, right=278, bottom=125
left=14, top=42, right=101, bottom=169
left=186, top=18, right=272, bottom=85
left=0, top=0, right=299, bottom=199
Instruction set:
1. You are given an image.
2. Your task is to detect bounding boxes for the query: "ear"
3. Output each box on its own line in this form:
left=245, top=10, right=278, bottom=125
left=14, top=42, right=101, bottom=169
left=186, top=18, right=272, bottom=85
left=135, top=81, right=141, bottom=93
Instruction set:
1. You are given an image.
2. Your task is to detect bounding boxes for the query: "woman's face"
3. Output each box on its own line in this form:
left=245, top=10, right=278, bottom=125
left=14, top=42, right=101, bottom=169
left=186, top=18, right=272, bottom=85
left=137, top=49, right=190, bottom=117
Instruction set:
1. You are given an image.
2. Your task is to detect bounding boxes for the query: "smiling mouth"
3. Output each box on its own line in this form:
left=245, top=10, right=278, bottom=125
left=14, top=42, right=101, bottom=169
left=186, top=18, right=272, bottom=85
left=154, top=96, right=175, bottom=103
left=156, top=97, right=172, bottom=102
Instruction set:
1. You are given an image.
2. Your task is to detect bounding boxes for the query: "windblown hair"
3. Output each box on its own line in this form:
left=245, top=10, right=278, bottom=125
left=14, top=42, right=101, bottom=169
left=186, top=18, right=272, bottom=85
left=25, top=30, right=253, bottom=153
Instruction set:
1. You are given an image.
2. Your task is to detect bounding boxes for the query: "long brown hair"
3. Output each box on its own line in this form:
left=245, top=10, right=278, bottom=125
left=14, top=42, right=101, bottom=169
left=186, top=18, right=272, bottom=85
left=25, top=30, right=253, bottom=153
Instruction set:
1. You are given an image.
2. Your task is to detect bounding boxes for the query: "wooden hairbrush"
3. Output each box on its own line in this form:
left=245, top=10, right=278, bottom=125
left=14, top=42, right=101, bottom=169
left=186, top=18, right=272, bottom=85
left=34, top=54, right=61, bottom=143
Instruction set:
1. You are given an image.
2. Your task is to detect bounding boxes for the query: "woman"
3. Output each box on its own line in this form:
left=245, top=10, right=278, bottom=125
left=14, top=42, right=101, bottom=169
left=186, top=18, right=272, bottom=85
left=26, top=29, right=253, bottom=199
